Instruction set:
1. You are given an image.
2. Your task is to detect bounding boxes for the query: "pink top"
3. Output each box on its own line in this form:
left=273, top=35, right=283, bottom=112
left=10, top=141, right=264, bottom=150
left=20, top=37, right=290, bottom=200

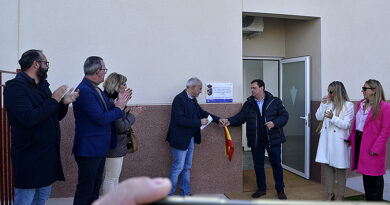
left=355, top=100, right=371, bottom=132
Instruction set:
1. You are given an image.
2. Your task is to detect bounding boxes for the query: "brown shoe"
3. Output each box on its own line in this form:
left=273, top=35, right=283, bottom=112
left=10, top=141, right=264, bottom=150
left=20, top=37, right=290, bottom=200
left=251, top=190, right=266, bottom=198
left=277, top=190, right=287, bottom=200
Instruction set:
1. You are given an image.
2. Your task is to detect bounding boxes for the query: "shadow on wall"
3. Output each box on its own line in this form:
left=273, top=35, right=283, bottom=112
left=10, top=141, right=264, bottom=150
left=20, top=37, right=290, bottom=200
left=51, top=103, right=243, bottom=197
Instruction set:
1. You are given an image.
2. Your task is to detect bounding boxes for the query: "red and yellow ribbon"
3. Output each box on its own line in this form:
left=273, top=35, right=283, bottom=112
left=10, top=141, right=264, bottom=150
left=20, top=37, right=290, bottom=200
left=224, top=126, right=234, bottom=161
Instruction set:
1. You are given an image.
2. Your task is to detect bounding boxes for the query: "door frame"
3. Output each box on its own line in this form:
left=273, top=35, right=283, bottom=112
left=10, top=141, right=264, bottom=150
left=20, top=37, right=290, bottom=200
left=279, top=56, right=311, bottom=179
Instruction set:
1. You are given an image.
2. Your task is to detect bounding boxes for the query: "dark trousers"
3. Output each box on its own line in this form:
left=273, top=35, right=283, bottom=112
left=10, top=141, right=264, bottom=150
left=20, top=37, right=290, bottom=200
left=251, top=144, right=284, bottom=192
left=355, top=131, right=363, bottom=166
left=73, top=156, right=106, bottom=205
left=363, top=175, right=384, bottom=201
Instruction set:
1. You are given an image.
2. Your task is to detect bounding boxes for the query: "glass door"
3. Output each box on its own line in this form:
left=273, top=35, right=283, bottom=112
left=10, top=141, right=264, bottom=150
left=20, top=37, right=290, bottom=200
left=279, top=56, right=310, bottom=179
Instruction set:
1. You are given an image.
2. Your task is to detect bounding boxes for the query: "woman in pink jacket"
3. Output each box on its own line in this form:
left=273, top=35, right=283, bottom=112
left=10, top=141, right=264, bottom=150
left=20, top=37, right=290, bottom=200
left=349, top=79, right=390, bottom=201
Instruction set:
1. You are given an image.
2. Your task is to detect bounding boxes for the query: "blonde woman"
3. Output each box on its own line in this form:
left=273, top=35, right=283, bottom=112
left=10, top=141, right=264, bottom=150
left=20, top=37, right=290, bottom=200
left=102, top=72, right=145, bottom=195
left=315, top=81, right=354, bottom=201
left=348, top=79, right=390, bottom=201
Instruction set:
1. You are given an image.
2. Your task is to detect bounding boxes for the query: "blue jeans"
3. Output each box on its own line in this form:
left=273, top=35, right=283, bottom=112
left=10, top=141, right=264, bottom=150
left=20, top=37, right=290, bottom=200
left=14, top=185, right=51, bottom=205
left=252, top=144, right=284, bottom=192
left=168, top=137, right=194, bottom=196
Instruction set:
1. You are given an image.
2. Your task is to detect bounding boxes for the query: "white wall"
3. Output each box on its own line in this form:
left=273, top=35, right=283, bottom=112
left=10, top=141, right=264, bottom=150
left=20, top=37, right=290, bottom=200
left=242, top=18, right=285, bottom=57
left=243, top=0, right=390, bottom=101
left=0, top=0, right=19, bottom=72
left=5, top=0, right=243, bottom=104
left=4, top=0, right=390, bottom=103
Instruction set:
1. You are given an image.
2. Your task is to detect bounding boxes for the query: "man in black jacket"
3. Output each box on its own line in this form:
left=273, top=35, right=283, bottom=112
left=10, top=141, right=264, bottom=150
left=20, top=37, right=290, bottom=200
left=220, top=79, right=288, bottom=199
left=166, top=77, right=220, bottom=196
left=4, top=49, right=79, bottom=205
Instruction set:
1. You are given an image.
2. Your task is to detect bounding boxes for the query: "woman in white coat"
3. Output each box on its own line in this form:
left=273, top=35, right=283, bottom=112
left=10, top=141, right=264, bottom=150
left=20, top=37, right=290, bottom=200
left=315, top=81, right=354, bottom=201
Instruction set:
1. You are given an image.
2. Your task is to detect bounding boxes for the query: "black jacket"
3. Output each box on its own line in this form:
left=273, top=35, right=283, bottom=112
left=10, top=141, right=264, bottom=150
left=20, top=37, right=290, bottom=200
left=166, top=90, right=219, bottom=150
left=4, top=72, right=68, bottom=188
left=228, top=91, right=288, bottom=148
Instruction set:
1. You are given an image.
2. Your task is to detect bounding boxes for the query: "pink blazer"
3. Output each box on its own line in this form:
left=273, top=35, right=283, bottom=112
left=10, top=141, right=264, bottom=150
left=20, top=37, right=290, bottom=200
left=349, top=100, right=390, bottom=176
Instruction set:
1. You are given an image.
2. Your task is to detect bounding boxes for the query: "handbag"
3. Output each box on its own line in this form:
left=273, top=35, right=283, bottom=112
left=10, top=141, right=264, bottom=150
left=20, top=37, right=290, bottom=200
left=126, top=128, right=139, bottom=153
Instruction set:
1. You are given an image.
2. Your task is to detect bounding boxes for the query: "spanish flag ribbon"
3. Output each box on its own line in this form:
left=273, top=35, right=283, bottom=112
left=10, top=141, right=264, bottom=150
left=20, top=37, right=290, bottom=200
left=224, top=126, right=234, bottom=161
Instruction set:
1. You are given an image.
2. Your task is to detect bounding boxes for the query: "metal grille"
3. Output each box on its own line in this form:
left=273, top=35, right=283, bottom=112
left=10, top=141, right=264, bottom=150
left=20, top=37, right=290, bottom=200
left=0, top=69, right=18, bottom=205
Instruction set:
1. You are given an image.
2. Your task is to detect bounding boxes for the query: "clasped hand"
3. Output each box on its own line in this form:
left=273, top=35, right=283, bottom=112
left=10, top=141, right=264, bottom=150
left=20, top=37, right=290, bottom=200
left=115, top=88, right=133, bottom=110
left=219, top=119, right=230, bottom=127
left=324, top=110, right=333, bottom=119
left=52, top=85, right=80, bottom=105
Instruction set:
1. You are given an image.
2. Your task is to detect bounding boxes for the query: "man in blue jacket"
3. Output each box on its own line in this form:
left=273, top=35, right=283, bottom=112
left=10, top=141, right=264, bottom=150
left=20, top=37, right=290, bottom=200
left=166, top=77, right=220, bottom=196
left=4, top=49, right=79, bottom=205
left=72, top=56, right=131, bottom=205
left=220, top=79, right=289, bottom=200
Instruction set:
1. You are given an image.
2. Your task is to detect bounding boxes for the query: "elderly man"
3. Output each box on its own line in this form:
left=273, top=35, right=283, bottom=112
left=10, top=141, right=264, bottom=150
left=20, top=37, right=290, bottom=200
left=166, top=77, right=220, bottom=196
left=4, top=49, right=79, bottom=205
left=220, top=79, right=289, bottom=200
left=72, top=56, right=131, bottom=205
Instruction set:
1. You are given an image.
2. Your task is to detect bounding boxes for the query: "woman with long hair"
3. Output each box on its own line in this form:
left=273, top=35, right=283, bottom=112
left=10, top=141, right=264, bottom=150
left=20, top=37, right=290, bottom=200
left=102, top=72, right=145, bottom=195
left=349, top=79, right=390, bottom=201
left=315, top=81, right=354, bottom=201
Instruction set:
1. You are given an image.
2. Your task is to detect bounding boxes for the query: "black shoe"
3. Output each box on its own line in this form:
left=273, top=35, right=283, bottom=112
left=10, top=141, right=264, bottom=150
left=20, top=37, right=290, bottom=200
left=251, top=189, right=266, bottom=198
left=277, top=190, right=287, bottom=200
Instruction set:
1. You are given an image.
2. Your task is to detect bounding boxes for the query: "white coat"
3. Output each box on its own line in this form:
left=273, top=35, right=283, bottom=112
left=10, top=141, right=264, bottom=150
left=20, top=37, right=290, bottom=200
left=315, top=101, right=354, bottom=169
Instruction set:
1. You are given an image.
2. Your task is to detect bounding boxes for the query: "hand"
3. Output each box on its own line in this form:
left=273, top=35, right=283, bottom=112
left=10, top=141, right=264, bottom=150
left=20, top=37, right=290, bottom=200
left=120, top=88, right=133, bottom=101
left=219, top=119, right=230, bottom=127
left=321, top=95, right=328, bottom=104
left=115, top=89, right=132, bottom=110
left=129, top=106, right=146, bottom=117
left=201, top=118, right=209, bottom=125
left=265, top=121, right=275, bottom=129
left=51, top=85, right=68, bottom=103
left=62, top=88, right=79, bottom=105
left=370, top=151, right=378, bottom=156
left=93, top=177, right=171, bottom=205
left=324, top=110, right=333, bottom=119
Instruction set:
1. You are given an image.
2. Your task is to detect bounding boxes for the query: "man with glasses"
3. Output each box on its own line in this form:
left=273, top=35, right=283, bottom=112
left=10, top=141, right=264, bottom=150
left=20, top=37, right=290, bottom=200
left=4, top=49, right=79, bottom=205
left=72, top=56, right=131, bottom=205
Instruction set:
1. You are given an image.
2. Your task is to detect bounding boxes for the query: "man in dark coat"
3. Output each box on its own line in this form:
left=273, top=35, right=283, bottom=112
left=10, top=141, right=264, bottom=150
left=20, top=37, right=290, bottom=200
left=220, top=79, right=289, bottom=200
left=4, top=49, right=79, bottom=205
left=166, top=77, right=220, bottom=196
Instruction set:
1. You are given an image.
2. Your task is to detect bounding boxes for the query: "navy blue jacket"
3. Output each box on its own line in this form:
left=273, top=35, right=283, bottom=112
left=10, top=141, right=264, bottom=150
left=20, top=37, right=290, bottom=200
left=228, top=91, right=288, bottom=148
left=4, top=72, right=68, bottom=188
left=72, top=78, right=123, bottom=157
left=166, top=90, right=220, bottom=150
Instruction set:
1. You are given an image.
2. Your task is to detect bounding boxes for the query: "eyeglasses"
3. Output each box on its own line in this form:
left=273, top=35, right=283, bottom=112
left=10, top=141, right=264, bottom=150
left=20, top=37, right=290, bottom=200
left=328, top=90, right=334, bottom=94
left=362, top=87, right=375, bottom=91
left=99, top=68, right=108, bottom=72
left=38, top=61, right=49, bottom=67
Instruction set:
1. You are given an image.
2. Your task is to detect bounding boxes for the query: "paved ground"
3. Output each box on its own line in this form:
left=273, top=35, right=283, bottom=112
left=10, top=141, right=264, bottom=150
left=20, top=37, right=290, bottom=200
left=346, top=169, right=390, bottom=201
left=47, top=153, right=389, bottom=204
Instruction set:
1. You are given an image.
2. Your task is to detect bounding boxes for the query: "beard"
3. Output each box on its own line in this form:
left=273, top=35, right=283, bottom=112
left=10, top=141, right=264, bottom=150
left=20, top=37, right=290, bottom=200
left=37, top=65, right=48, bottom=81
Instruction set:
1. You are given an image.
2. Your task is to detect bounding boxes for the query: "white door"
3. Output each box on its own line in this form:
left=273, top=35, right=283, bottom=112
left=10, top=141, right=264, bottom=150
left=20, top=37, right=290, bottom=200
left=279, top=56, right=311, bottom=179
